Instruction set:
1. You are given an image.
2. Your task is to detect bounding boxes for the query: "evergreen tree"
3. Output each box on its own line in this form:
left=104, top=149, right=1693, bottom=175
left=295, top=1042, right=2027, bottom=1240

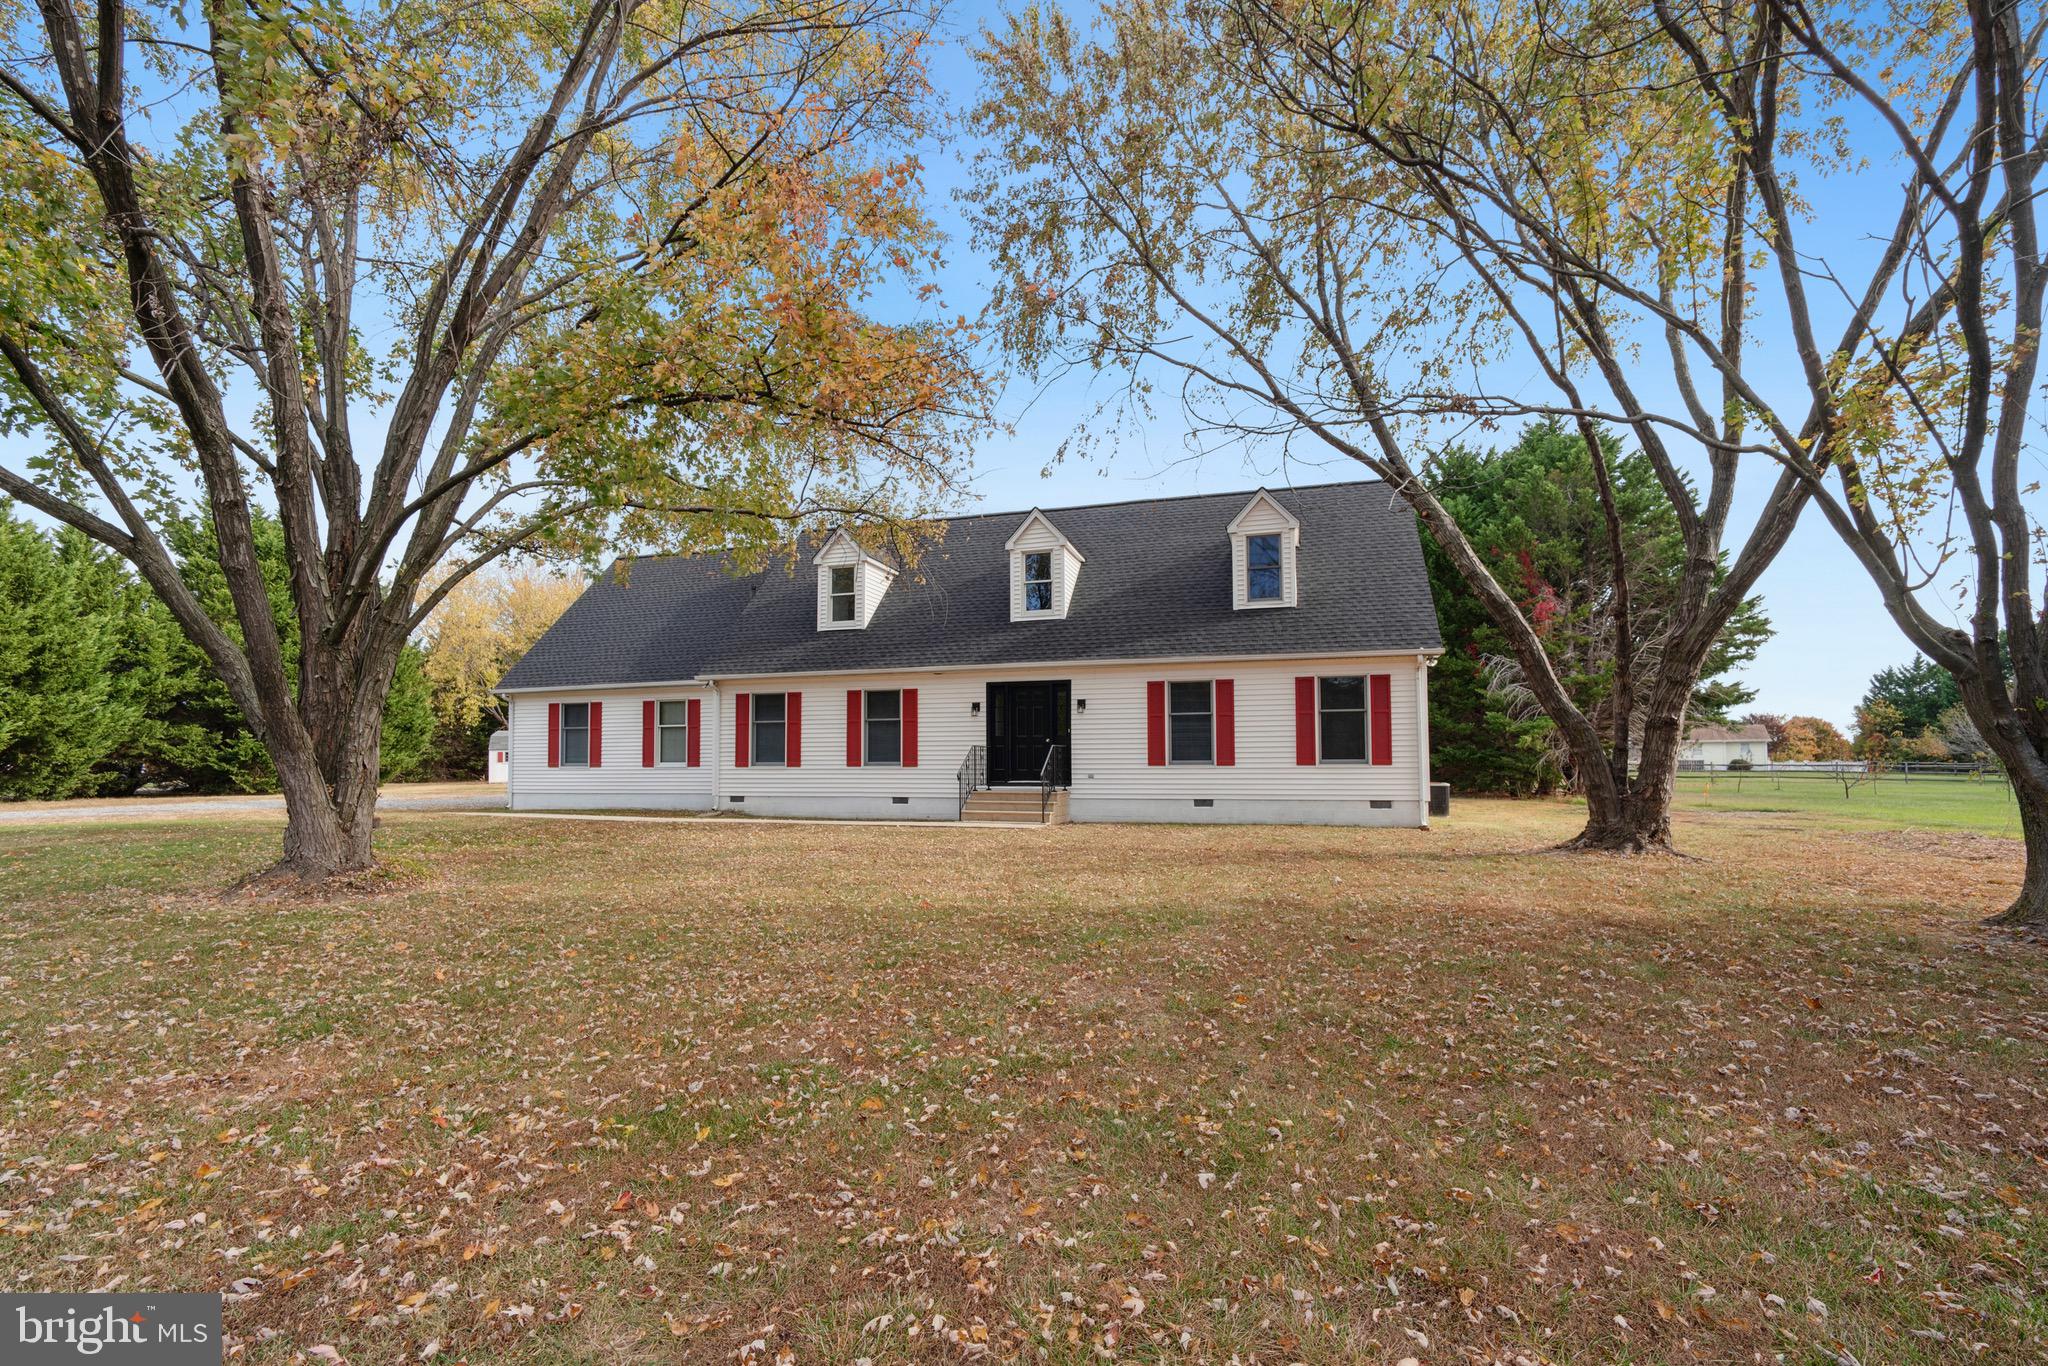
left=1421, top=423, right=1771, bottom=793
left=1859, top=657, right=1961, bottom=738
left=0, top=504, right=132, bottom=798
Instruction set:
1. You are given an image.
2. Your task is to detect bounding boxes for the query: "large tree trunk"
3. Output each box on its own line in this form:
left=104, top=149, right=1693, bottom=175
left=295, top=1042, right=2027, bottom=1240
left=1946, top=680, right=2048, bottom=930
left=1564, top=712, right=1681, bottom=853
left=1992, top=781, right=2048, bottom=931
left=258, top=656, right=391, bottom=883
left=1556, top=646, right=1696, bottom=853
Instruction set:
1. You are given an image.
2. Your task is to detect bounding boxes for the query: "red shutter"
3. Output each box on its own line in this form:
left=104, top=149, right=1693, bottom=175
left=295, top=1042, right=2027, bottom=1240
left=787, top=691, right=802, bottom=768
left=1215, top=679, right=1235, bottom=766
left=1295, top=677, right=1317, bottom=765
left=903, top=688, right=919, bottom=767
left=846, top=689, right=864, bottom=767
left=1146, top=680, right=1166, bottom=766
left=1370, top=673, right=1393, bottom=765
left=686, top=697, right=702, bottom=767
left=735, top=693, right=751, bottom=767
left=588, top=701, right=602, bottom=767
left=547, top=702, right=560, bottom=768
left=642, top=699, right=656, bottom=767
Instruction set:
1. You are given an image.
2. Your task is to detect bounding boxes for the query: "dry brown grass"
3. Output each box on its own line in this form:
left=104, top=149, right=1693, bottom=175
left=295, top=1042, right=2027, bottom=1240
left=0, top=800, right=2041, bottom=1364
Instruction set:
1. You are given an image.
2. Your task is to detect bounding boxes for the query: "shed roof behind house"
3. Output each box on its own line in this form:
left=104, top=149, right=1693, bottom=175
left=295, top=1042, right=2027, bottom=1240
left=499, top=480, right=1441, bottom=690
left=1686, top=723, right=1771, bottom=745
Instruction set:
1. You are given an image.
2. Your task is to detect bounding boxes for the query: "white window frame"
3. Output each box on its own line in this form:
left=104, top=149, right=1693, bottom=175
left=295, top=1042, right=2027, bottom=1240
left=1167, top=680, right=1215, bottom=765
left=1245, top=533, right=1283, bottom=602
left=751, top=692, right=788, bottom=767
left=864, top=688, right=902, bottom=766
left=559, top=701, right=591, bottom=767
left=656, top=699, right=689, bottom=766
left=1022, top=551, right=1054, bottom=613
left=829, top=565, right=856, bottom=623
left=1316, top=676, right=1369, bottom=764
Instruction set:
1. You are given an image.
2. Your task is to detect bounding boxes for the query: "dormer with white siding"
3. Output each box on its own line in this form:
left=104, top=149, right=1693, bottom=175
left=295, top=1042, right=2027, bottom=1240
left=812, top=528, right=896, bottom=631
left=1227, top=489, right=1301, bottom=610
left=1006, top=510, right=1083, bottom=622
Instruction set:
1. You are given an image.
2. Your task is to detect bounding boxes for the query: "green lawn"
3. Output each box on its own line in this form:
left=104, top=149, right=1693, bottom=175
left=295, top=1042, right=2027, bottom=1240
left=1671, top=769, right=2023, bottom=835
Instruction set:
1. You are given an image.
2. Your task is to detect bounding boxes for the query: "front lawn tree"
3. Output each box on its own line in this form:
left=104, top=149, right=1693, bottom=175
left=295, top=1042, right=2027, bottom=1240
left=1635, top=1, right=2048, bottom=927
left=968, top=0, right=1861, bottom=852
left=0, top=0, right=977, bottom=878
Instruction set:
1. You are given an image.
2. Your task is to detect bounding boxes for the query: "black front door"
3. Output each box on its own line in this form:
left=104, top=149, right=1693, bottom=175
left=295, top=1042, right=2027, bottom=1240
left=987, top=681, right=1071, bottom=786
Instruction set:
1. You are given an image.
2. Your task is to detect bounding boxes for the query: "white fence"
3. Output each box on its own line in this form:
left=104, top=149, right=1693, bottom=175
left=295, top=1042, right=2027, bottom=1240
left=1678, top=759, right=2004, bottom=780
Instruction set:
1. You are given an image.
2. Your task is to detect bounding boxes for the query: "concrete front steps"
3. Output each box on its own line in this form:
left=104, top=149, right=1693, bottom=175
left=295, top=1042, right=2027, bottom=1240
left=961, top=787, right=1069, bottom=825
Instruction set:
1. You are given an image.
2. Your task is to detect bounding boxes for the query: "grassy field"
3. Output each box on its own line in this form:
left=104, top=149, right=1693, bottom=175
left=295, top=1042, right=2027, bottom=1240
left=1672, top=769, right=2024, bottom=835
left=0, top=801, right=2042, bottom=1364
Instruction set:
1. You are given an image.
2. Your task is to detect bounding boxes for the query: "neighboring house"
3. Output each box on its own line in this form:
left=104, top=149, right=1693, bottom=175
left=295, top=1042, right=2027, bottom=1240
left=496, top=482, right=1443, bottom=825
left=486, top=730, right=509, bottom=783
left=1681, top=723, right=1771, bottom=767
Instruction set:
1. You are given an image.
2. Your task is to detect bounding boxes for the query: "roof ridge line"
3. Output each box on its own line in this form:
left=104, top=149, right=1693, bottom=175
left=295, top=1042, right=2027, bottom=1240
left=608, top=477, right=1391, bottom=564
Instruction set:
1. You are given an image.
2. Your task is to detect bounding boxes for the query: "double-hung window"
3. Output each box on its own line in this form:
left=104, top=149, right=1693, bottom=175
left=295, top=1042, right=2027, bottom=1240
left=1023, top=551, right=1053, bottom=612
left=1169, top=681, right=1214, bottom=764
left=864, top=689, right=902, bottom=765
left=559, top=702, right=591, bottom=766
left=657, top=700, right=689, bottom=764
left=1246, top=533, right=1283, bottom=601
left=752, top=692, right=787, bottom=765
left=829, top=565, right=856, bottom=623
left=1318, top=676, right=1368, bottom=762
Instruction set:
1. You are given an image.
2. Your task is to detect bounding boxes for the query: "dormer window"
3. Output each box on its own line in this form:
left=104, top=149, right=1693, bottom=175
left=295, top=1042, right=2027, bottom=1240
left=1246, top=534, right=1283, bottom=601
left=1023, top=552, right=1053, bottom=612
left=1006, top=510, right=1083, bottom=622
left=829, top=565, right=856, bottom=622
left=814, top=528, right=895, bottom=630
left=1227, top=489, right=1301, bottom=610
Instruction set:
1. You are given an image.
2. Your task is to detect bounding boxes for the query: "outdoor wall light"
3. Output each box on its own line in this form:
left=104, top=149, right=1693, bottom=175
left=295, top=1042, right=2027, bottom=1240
left=1077, top=699, right=1087, bottom=711
left=970, top=700, right=981, bottom=715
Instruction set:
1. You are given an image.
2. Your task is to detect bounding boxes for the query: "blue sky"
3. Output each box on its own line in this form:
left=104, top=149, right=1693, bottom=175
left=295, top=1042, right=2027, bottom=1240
left=910, top=1, right=2025, bottom=730
left=3, top=0, right=2021, bottom=730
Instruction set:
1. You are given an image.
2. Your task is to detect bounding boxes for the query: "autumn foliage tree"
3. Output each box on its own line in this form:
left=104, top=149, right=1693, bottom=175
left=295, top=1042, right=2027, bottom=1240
left=1777, top=717, right=1854, bottom=763
left=0, top=0, right=980, bottom=878
left=421, top=568, right=586, bottom=734
left=1628, top=1, right=2048, bottom=927
left=968, top=0, right=1830, bottom=852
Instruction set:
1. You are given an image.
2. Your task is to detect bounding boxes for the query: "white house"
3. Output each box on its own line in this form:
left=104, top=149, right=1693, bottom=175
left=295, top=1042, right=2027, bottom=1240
left=496, top=483, right=1443, bottom=825
left=1681, top=723, right=1771, bottom=767
left=485, top=730, right=509, bottom=783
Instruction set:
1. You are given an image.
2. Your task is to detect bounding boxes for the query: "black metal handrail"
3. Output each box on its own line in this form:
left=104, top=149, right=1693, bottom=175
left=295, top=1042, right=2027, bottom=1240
left=958, top=743, right=986, bottom=819
left=1039, top=742, right=1065, bottom=824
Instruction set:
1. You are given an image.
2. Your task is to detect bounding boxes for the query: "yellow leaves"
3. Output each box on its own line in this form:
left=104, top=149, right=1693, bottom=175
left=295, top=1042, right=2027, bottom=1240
left=419, top=569, right=585, bottom=731
left=711, top=1169, right=745, bottom=1189
left=859, top=1096, right=886, bottom=1111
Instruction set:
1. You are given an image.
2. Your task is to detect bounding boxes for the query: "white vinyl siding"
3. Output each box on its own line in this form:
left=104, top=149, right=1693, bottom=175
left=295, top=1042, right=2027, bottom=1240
left=716, top=655, right=1424, bottom=810
left=509, top=656, right=1429, bottom=823
left=506, top=688, right=718, bottom=811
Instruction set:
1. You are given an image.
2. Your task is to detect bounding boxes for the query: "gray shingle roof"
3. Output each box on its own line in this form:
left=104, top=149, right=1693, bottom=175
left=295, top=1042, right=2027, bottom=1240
left=497, top=480, right=1441, bottom=691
